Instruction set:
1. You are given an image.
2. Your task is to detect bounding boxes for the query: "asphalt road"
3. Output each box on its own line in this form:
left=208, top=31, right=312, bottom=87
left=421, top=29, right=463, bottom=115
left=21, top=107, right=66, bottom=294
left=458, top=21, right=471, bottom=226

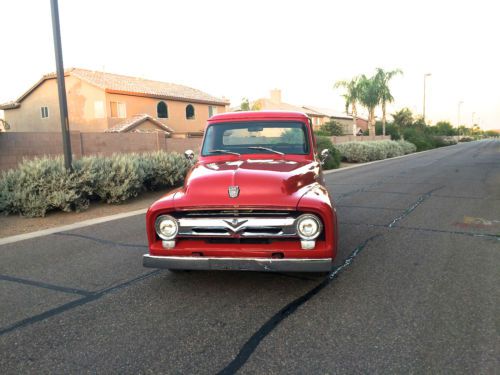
left=1, top=140, right=499, bottom=374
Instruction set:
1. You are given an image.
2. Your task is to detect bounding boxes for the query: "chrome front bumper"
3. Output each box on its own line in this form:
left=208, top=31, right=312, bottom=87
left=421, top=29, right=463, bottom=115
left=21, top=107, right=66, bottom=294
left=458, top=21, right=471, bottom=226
left=143, top=254, right=332, bottom=272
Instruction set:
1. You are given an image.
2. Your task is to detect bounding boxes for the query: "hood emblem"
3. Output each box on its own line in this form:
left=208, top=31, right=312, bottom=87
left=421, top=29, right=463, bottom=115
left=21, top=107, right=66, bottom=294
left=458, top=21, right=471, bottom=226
left=228, top=186, right=240, bottom=198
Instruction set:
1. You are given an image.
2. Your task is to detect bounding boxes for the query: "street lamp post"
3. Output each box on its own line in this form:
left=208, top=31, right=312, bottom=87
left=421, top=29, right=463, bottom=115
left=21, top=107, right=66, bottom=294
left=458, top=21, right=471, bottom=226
left=457, top=100, right=464, bottom=135
left=423, top=73, right=431, bottom=122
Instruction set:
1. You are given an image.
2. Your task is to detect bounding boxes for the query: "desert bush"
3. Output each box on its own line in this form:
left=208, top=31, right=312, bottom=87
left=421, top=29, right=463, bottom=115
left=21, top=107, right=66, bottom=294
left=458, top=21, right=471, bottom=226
left=0, top=156, right=88, bottom=217
left=433, top=136, right=458, bottom=147
left=315, top=136, right=341, bottom=170
left=0, top=151, right=191, bottom=217
left=139, top=152, right=191, bottom=190
left=397, top=140, right=417, bottom=154
left=335, top=140, right=416, bottom=163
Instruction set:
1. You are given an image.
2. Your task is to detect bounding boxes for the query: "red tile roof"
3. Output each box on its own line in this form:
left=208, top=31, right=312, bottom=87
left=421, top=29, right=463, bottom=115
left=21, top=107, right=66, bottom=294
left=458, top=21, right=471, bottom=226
left=0, top=68, right=229, bottom=109
left=105, top=114, right=174, bottom=133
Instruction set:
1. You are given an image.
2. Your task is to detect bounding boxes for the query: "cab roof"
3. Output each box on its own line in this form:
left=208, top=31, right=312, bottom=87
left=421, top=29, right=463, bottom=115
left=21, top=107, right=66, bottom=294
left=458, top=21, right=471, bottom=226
left=208, top=111, right=309, bottom=123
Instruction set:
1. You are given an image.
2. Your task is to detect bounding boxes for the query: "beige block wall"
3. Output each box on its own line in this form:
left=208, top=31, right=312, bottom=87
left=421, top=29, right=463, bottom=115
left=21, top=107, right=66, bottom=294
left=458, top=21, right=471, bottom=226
left=105, top=92, right=225, bottom=133
left=0, top=132, right=205, bottom=171
left=5, top=76, right=108, bottom=132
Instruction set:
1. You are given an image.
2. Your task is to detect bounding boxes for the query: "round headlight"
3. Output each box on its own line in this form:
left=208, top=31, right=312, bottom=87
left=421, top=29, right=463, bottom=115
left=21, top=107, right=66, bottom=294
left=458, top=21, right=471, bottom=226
left=296, top=214, right=322, bottom=240
left=155, top=215, right=178, bottom=240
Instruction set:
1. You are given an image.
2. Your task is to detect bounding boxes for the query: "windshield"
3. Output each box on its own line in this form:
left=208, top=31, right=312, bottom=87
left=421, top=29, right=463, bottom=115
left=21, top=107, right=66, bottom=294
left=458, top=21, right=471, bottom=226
left=201, top=121, right=310, bottom=156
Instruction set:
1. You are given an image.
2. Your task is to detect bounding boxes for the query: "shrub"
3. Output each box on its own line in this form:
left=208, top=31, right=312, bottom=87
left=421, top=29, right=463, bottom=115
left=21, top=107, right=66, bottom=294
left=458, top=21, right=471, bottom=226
left=335, top=140, right=416, bottom=163
left=315, top=136, right=341, bottom=170
left=0, top=156, right=88, bottom=217
left=401, top=128, right=435, bottom=151
left=0, top=151, right=191, bottom=217
left=139, top=152, right=191, bottom=190
left=397, top=140, right=417, bottom=154
left=433, top=136, right=458, bottom=147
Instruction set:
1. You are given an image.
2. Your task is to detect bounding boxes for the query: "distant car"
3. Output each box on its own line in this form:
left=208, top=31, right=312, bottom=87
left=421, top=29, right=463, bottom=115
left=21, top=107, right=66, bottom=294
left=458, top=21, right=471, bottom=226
left=143, top=111, right=338, bottom=272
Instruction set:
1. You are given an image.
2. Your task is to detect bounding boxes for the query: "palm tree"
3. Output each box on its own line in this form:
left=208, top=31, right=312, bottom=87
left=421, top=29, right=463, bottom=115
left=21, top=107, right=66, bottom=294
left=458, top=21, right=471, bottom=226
left=358, top=74, right=380, bottom=136
left=375, top=68, right=403, bottom=136
left=334, top=77, right=361, bottom=135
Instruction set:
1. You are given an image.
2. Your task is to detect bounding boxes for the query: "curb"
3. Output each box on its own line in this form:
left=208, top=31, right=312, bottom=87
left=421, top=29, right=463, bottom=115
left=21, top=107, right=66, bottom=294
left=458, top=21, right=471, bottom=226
left=0, top=208, right=147, bottom=246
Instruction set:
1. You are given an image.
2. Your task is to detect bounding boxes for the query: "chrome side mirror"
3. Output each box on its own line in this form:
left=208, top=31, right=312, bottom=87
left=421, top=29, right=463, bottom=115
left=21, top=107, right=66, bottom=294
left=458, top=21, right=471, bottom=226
left=320, top=148, right=330, bottom=165
left=184, top=149, right=195, bottom=162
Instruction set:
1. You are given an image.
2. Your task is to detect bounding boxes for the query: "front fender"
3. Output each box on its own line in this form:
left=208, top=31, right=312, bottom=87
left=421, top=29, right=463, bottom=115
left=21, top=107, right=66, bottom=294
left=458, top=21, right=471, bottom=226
left=296, top=184, right=337, bottom=257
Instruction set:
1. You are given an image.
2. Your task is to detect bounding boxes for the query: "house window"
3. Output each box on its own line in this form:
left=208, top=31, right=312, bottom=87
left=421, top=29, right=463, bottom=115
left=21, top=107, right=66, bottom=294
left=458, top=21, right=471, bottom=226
left=157, top=101, right=168, bottom=118
left=94, top=101, right=104, bottom=118
left=40, top=106, right=49, bottom=119
left=186, top=104, right=195, bottom=120
left=208, top=105, right=218, bottom=118
left=110, top=101, right=126, bottom=118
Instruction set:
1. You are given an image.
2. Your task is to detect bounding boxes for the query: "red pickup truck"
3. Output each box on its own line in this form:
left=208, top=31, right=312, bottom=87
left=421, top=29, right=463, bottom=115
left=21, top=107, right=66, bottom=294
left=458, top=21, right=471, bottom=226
left=143, top=111, right=337, bottom=272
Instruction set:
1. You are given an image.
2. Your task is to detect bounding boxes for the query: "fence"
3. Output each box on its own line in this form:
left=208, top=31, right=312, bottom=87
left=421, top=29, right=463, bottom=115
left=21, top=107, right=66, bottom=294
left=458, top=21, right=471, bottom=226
left=0, top=132, right=392, bottom=171
left=0, top=132, right=202, bottom=171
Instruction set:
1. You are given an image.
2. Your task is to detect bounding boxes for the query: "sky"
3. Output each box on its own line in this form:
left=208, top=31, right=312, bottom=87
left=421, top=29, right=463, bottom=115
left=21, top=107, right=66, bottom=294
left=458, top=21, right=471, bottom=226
left=0, top=0, right=499, bottom=129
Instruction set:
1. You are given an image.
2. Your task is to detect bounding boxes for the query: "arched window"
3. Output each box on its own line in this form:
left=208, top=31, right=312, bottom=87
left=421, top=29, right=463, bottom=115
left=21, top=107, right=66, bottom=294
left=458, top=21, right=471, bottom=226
left=186, top=104, right=195, bottom=120
left=157, top=101, right=168, bottom=118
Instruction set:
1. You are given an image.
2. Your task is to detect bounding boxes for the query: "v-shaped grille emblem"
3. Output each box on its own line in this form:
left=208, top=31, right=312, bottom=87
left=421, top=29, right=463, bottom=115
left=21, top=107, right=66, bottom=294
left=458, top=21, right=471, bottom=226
left=223, top=219, right=248, bottom=230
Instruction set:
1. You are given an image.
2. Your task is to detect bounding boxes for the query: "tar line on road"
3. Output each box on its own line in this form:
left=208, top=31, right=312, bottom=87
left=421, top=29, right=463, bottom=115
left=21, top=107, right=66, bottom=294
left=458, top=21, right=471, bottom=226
left=0, top=270, right=162, bottom=336
left=217, top=234, right=381, bottom=375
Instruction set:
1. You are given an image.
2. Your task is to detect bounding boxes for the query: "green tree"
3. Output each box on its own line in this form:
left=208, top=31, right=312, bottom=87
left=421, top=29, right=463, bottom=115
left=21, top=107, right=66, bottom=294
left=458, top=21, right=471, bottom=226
left=316, top=120, right=344, bottom=136
left=484, top=130, right=499, bottom=137
left=457, top=125, right=471, bottom=136
left=240, top=98, right=261, bottom=111
left=392, top=108, right=414, bottom=129
left=240, top=98, right=250, bottom=111
left=334, top=76, right=361, bottom=135
left=374, top=68, right=402, bottom=136
left=432, top=121, right=456, bottom=136
left=358, top=74, right=380, bottom=136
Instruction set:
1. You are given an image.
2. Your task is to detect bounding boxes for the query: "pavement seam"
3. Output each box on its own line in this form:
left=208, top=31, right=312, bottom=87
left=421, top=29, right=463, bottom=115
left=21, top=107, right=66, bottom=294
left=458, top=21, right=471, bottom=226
left=0, top=270, right=162, bottom=337
left=0, top=274, right=92, bottom=296
left=340, top=222, right=500, bottom=241
left=217, top=234, right=381, bottom=375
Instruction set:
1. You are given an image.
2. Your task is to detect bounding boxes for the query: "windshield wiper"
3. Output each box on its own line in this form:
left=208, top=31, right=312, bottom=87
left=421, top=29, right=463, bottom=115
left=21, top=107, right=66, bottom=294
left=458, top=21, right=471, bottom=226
left=246, top=146, right=284, bottom=155
left=209, top=149, right=241, bottom=156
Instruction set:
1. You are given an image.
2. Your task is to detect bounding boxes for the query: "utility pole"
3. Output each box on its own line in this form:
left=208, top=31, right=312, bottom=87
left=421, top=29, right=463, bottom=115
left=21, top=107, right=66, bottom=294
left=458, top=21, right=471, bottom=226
left=50, top=0, right=72, bottom=170
left=423, top=73, right=431, bottom=122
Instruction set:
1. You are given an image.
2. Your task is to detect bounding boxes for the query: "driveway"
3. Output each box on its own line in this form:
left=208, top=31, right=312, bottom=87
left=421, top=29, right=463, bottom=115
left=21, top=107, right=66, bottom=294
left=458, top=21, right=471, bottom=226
left=0, top=140, right=499, bottom=374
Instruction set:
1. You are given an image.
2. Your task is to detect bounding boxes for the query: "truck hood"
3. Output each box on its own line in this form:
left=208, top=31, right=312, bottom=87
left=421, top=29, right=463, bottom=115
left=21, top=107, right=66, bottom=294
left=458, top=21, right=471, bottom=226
left=173, top=158, right=320, bottom=210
